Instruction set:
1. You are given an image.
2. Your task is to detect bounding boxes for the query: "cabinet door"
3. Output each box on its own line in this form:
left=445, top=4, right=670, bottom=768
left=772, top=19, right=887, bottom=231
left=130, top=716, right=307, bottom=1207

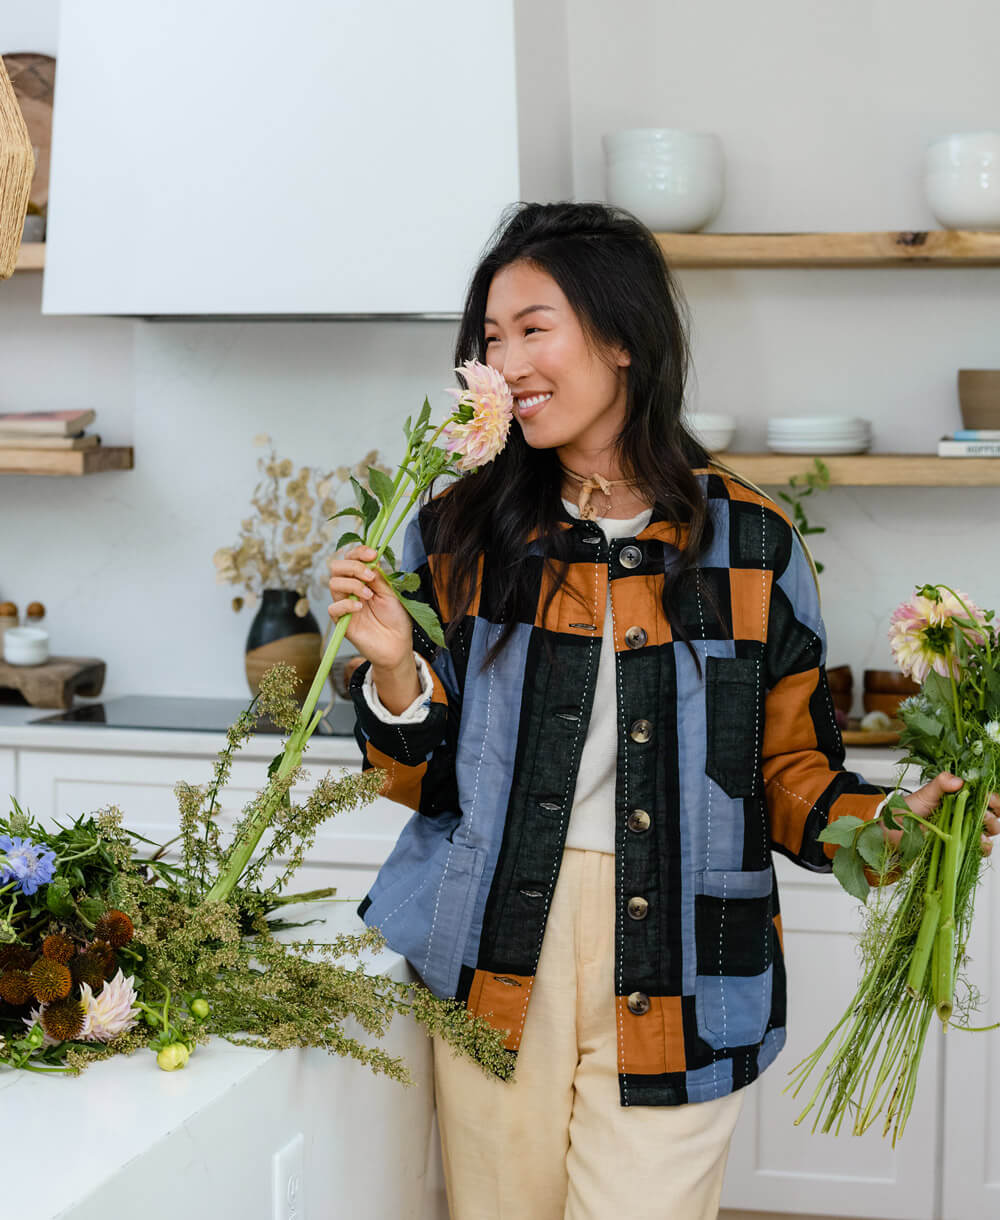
left=940, top=859, right=1000, bottom=1220
left=721, top=853, right=941, bottom=1218
left=16, top=747, right=411, bottom=899
left=44, top=0, right=519, bottom=315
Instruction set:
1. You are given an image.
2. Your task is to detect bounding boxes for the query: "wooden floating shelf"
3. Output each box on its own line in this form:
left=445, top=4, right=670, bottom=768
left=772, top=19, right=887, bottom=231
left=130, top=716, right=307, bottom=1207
left=11, top=232, right=1000, bottom=275
left=720, top=453, right=1000, bottom=486
left=0, top=446, right=134, bottom=476
left=655, top=230, right=1000, bottom=268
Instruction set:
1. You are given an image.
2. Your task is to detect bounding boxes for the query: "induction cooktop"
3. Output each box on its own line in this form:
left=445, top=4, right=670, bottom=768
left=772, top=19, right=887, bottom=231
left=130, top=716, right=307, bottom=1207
left=34, top=694, right=358, bottom=736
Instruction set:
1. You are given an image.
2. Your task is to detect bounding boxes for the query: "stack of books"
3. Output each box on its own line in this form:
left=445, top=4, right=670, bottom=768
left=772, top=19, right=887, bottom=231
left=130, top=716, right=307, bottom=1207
left=0, top=409, right=99, bottom=451
left=938, top=430, right=1000, bottom=457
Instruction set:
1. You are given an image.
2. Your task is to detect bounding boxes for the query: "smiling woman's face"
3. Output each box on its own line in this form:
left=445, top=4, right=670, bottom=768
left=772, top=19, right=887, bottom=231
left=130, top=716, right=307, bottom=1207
left=483, top=260, right=630, bottom=462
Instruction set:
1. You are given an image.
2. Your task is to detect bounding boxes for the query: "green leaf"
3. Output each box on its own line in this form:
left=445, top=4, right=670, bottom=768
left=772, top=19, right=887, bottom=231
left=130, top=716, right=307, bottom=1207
left=393, top=571, right=420, bottom=593
left=349, top=476, right=381, bottom=532
left=328, top=506, right=365, bottom=521
left=46, top=877, right=76, bottom=920
left=400, top=595, right=445, bottom=647
left=335, top=531, right=365, bottom=551
left=904, top=711, right=944, bottom=739
left=267, top=752, right=283, bottom=778
left=900, top=817, right=924, bottom=864
left=367, top=466, right=395, bottom=509
left=382, top=545, right=397, bottom=570
left=417, top=397, right=431, bottom=429
left=856, top=822, right=889, bottom=871
left=77, top=896, right=106, bottom=925
left=881, top=792, right=910, bottom=831
left=818, top=814, right=865, bottom=846
left=403, top=414, right=412, bottom=439
left=832, top=844, right=871, bottom=903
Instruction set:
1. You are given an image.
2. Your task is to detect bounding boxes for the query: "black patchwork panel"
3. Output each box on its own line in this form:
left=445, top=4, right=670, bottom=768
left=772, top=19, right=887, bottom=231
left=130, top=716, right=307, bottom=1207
left=695, top=893, right=773, bottom=976
left=729, top=500, right=793, bottom=574
left=705, top=656, right=763, bottom=799
left=671, top=567, right=733, bottom=640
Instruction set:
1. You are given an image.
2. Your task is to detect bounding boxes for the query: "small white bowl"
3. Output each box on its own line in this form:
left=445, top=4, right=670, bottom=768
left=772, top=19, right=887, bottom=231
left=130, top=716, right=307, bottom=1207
left=687, top=412, right=735, bottom=452
left=603, top=129, right=725, bottom=232
left=3, top=627, right=49, bottom=666
left=924, top=133, right=1000, bottom=229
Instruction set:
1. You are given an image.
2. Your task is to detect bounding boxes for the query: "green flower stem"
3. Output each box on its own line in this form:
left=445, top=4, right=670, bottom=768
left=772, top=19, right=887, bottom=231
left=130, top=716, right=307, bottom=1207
left=935, top=787, right=970, bottom=1022
left=205, top=423, right=454, bottom=905
left=905, top=888, right=941, bottom=999
left=265, top=887, right=338, bottom=907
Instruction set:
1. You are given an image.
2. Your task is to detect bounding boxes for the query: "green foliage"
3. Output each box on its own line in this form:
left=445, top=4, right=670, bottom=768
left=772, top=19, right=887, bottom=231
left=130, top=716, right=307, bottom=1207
left=777, top=458, right=831, bottom=573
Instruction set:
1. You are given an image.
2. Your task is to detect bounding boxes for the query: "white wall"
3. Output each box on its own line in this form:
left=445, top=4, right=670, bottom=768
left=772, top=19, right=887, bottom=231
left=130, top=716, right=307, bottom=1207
left=1, top=0, right=999, bottom=704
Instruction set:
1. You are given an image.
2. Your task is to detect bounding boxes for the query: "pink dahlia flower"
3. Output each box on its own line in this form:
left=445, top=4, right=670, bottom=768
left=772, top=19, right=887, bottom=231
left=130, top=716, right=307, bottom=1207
left=441, top=360, right=513, bottom=473
left=78, top=969, right=141, bottom=1042
left=888, top=587, right=988, bottom=683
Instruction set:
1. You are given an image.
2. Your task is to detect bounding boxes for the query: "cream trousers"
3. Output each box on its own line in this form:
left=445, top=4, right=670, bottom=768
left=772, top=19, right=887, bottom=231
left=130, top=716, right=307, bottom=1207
left=433, top=848, right=748, bottom=1220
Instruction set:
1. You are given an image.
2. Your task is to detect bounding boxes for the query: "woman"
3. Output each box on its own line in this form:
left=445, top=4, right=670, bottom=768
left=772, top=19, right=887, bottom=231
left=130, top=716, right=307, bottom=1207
left=328, top=202, right=1000, bottom=1220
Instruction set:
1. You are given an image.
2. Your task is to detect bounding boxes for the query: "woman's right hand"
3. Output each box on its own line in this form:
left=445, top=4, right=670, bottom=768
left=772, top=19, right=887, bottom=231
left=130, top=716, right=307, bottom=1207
left=328, top=546, right=414, bottom=671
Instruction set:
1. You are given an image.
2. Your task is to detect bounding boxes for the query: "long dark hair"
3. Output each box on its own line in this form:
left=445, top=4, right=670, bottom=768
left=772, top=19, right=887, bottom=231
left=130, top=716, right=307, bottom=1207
left=426, top=201, right=716, bottom=670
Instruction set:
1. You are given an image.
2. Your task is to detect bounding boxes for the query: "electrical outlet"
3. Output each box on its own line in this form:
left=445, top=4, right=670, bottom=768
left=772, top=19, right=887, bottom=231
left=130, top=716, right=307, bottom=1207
left=272, top=1132, right=305, bottom=1220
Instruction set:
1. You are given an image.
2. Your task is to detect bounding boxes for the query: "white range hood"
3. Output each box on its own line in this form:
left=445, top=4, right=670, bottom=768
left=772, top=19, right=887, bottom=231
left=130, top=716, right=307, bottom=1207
left=42, top=0, right=519, bottom=317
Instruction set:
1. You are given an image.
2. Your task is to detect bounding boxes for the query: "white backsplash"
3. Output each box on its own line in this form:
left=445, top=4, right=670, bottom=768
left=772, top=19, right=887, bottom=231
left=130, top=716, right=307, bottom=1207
left=2, top=0, right=999, bottom=703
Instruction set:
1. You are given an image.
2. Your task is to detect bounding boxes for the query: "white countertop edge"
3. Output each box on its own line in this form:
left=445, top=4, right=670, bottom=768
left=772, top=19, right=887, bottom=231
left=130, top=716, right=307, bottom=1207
left=0, top=721, right=363, bottom=763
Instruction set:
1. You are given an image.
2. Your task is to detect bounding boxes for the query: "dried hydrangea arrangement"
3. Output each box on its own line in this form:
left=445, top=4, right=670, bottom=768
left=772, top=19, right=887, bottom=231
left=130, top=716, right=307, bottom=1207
left=213, top=436, right=393, bottom=617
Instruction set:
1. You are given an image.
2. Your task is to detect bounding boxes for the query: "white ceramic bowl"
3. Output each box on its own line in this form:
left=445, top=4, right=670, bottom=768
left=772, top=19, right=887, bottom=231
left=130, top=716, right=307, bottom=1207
left=687, top=412, right=735, bottom=452
left=603, top=129, right=724, bottom=232
left=924, top=133, right=1000, bottom=229
left=3, top=627, right=49, bottom=666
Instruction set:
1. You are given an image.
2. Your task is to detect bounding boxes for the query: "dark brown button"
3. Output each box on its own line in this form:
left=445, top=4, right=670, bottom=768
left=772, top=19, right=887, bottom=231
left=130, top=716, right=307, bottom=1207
left=619, top=544, right=642, bottom=569
left=629, top=718, right=652, bottom=743
left=625, top=625, right=647, bottom=649
left=627, top=896, right=649, bottom=920
left=627, top=991, right=650, bottom=1015
left=627, top=808, right=651, bottom=833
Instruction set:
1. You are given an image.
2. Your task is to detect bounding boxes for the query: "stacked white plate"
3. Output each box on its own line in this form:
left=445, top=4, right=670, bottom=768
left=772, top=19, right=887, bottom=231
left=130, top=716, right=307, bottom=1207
left=766, top=415, right=872, bottom=455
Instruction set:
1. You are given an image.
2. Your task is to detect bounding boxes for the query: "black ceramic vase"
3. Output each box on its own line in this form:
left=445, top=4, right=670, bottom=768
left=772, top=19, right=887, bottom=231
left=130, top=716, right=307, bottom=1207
left=244, top=589, right=322, bottom=701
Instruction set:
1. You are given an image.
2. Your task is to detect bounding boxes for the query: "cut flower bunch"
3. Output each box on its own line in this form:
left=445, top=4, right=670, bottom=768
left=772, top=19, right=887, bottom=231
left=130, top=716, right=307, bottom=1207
left=789, top=584, right=1000, bottom=1143
left=0, top=362, right=514, bottom=1080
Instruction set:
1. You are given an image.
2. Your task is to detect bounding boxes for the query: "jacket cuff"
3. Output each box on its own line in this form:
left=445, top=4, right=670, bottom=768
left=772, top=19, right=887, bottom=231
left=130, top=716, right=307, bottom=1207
left=349, top=650, right=449, bottom=763
left=362, top=652, right=434, bottom=723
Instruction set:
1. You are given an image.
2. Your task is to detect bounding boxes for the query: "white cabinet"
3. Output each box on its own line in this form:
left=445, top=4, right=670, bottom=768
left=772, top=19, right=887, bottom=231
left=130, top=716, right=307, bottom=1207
left=10, top=731, right=410, bottom=903
left=43, top=0, right=519, bottom=316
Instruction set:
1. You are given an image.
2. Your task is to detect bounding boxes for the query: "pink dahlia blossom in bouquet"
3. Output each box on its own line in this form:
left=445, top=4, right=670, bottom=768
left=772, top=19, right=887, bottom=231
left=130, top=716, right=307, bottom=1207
left=789, top=584, right=1000, bottom=1142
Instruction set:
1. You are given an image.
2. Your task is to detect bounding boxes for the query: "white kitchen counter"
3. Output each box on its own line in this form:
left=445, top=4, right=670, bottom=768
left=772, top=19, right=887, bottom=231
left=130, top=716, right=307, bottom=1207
left=0, top=697, right=362, bottom=763
left=0, top=902, right=444, bottom=1220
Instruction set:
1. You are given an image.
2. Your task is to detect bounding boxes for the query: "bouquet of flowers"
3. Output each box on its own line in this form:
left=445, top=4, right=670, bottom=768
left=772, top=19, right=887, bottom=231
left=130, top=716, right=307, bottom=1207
left=0, top=361, right=514, bottom=1079
left=788, top=584, right=1000, bottom=1143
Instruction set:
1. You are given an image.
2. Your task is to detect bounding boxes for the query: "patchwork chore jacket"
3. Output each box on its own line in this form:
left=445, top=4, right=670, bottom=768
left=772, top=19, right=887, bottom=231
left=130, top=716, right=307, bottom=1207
left=349, top=468, right=887, bottom=1107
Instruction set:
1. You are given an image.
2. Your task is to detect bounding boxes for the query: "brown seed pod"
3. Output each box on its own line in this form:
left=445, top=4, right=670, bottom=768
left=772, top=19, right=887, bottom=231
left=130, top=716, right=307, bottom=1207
left=28, top=957, right=72, bottom=1003
left=70, top=950, right=108, bottom=992
left=93, top=910, right=134, bottom=948
left=87, top=939, right=117, bottom=979
left=40, top=995, right=87, bottom=1041
left=0, top=969, right=34, bottom=1006
left=0, top=944, right=33, bottom=972
left=41, top=932, right=76, bottom=964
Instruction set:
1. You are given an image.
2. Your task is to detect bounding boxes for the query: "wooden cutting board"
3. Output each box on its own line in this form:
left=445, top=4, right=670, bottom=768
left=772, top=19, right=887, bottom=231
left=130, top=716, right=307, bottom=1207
left=0, top=656, right=106, bottom=708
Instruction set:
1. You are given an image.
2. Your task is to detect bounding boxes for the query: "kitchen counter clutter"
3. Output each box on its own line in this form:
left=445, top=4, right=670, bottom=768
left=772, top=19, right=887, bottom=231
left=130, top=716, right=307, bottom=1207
left=0, top=902, right=443, bottom=1220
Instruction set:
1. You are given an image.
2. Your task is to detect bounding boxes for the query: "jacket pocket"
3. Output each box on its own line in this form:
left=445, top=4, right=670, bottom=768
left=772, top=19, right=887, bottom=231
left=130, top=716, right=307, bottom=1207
left=705, top=655, right=762, bottom=798
left=362, top=837, right=486, bottom=999
left=694, top=867, right=774, bottom=1051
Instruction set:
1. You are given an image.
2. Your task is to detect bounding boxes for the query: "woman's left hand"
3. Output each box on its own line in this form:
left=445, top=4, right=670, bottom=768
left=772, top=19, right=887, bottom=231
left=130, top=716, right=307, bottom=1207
left=884, top=772, right=1000, bottom=856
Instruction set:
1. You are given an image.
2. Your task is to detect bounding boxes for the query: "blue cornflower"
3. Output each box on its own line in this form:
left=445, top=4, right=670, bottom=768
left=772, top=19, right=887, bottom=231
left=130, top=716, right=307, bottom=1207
left=0, top=834, right=58, bottom=896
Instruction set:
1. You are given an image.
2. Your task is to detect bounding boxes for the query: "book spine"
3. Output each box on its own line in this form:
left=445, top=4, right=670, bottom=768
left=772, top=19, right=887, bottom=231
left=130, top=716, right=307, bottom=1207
left=937, top=440, right=1000, bottom=456
left=953, top=429, right=1000, bottom=440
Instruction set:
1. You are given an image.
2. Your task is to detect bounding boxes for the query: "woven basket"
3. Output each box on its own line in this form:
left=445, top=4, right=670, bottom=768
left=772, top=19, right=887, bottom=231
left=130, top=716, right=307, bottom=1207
left=0, top=56, right=34, bottom=279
